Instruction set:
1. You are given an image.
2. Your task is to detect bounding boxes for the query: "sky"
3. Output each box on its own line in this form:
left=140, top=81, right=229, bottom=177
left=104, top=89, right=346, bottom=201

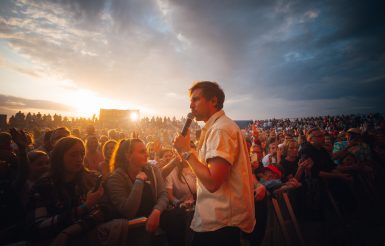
left=0, top=0, right=384, bottom=120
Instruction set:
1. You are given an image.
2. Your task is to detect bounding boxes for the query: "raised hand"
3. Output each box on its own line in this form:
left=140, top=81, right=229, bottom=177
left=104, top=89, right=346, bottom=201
left=136, top=171, right=147, bottom=181
left=9, top=128, right=28, bottom=148
left=173, top=129, right=191, bottom=153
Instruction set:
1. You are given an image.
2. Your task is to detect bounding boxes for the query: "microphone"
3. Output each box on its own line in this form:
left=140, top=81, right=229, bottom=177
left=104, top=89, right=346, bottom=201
left=181, top=113, right=195, bottom=136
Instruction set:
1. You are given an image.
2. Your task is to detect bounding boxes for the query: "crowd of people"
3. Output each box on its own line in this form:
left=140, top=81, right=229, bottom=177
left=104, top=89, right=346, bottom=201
left=246, top=113, right=385, bottom=245
left=1, top=104, right=384, bottom=245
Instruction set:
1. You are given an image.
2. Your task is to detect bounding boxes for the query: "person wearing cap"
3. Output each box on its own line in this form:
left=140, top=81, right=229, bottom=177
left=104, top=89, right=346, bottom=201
left=256, top=165, right=283, bottom=191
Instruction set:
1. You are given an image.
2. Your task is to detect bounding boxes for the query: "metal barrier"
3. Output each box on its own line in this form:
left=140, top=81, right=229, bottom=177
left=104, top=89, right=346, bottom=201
left=263, top=189, right=305, bottom=246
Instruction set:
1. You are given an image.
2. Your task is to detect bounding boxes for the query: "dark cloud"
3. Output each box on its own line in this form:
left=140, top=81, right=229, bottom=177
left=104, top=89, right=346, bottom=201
left=0, top=94, right=73, bottom=111
left=1, top=0, right=384, bottom=118
left=163, top=0, right=385, bottom=95
left=232, top=0, right=385, bottom=107
left=318, top=0, right=385, bottom=44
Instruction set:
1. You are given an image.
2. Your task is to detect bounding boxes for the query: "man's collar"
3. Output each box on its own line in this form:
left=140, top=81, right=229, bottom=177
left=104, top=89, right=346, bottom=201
left=203, top=110, right=224, bottom=130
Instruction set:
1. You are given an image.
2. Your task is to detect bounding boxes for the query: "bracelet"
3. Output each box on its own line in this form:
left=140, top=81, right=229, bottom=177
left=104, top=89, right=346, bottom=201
left=181, top=151, right=192, bottom=161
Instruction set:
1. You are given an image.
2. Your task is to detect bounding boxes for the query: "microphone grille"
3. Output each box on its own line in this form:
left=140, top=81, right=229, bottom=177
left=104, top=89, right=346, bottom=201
left=187, top=112, right=195, bottom=120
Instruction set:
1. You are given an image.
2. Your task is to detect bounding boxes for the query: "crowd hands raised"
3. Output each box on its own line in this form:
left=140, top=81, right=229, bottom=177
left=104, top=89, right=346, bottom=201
left=0, top=111, right=384, bottom=245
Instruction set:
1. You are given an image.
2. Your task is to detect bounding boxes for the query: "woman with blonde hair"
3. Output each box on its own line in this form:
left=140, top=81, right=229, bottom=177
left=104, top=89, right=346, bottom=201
left=98, top=140, right=117, bottom=180
left=105, top=138, right=185, bottom=246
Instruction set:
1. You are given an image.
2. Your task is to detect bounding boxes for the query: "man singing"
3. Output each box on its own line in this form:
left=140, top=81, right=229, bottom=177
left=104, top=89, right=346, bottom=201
left=173, top=81, right=255, bottom=246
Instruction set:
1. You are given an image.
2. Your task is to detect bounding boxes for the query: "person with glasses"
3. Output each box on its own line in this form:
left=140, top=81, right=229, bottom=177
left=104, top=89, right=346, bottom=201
left=299, top=128, right=355, bottom=221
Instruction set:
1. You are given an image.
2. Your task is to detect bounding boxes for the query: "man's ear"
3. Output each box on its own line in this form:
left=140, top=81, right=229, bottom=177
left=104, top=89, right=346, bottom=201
left=210, top=96, right=218, bottom=109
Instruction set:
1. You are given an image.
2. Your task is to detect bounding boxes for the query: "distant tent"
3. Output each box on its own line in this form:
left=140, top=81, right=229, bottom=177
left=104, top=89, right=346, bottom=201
left=99, top=109, right=140, bottom=128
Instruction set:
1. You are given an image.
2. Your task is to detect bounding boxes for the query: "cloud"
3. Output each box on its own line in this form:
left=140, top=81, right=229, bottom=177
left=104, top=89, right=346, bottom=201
left=0, top=56, right=41, bottom=78
left=166, top=92, right=185, bottom=100
left=0, top=94, right=73, bottom=111
left=0, top=0, right=107, bottom=76
left=303, top=10, right=319, bottom=20
left=0, top=0, right=384, bottom=119
left=226, top=95, right=252, bottom=105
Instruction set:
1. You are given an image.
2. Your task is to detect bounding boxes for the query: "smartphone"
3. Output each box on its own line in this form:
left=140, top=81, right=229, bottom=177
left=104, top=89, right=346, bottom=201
left=92, top=175, right=103, bottom=192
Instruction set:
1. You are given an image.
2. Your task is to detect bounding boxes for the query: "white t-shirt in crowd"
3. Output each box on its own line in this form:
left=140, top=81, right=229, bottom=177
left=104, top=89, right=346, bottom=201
left=165, top=167, right=196, bottom=201
left=262, top=153, right=277, bottom=166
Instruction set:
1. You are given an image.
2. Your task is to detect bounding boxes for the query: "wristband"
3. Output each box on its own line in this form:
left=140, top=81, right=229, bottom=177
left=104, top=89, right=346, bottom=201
left=181, top=151, right=192, bottom=161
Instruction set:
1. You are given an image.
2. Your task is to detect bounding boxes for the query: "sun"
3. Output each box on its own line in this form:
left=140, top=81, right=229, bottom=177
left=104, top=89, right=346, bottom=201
left=71, top=90, right=103, bottom=118
left=67, top=88, right=148, bottom=119
left=129, top=111, right=139, bottom=121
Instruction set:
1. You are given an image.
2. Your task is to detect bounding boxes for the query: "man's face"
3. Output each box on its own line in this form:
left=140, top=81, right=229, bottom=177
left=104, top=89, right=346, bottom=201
left=284, top=136, right=292, bottom=143
left=310, top=130, right=325, bottom=146
left=190, top=88, right=215, bottom=122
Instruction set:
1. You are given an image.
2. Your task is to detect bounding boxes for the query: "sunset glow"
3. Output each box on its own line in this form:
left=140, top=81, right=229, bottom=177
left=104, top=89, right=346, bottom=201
left=0, top=0, right=384, bottom=119
left=130, top=111, right=139, bottom=122
left=70, top=90, right=102, bottom=118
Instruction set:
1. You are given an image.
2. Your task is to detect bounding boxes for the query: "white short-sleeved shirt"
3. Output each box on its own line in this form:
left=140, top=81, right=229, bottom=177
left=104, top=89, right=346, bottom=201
left=191, top=110, right=255, bottom=233
left=165, top=167, right=196, bottom=201
left=262, top=153, right=277, bottom=166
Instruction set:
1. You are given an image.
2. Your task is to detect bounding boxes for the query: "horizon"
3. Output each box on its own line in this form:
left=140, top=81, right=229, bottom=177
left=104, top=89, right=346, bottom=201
left=2, top=108, right=383, bottom=123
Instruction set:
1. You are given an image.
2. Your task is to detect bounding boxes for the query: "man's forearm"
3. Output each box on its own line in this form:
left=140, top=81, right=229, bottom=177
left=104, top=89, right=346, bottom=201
left=161, top=157, right=179, bottom=178
left=186, top=153, right=220, bottom=192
